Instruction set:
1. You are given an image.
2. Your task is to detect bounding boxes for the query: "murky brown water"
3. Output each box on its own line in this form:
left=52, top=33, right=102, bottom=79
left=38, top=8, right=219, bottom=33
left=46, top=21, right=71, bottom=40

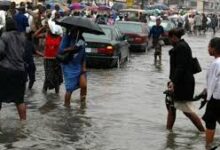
left=0, top=32, right=219, bottom=150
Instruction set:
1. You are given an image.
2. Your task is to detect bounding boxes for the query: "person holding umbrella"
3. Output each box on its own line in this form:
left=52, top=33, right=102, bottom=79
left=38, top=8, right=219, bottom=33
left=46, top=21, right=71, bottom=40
left=56, top=16, right=104, bottom=108
left=59, top=27, right=87, bottom=108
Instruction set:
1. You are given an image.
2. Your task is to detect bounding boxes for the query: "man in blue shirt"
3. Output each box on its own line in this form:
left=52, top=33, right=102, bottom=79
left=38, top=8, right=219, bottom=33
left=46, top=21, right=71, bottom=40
left=15, top=7, right=29, bottom=32
left=148, top=18, right=164, bottom=62
left=149, top=18, right=164, bottom=48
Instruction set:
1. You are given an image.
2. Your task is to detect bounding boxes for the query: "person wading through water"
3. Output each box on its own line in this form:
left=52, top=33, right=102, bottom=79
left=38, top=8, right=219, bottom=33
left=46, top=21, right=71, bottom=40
left=0, top=18, right=27, bottom=120
left=166, top=28, right=205, bottom=132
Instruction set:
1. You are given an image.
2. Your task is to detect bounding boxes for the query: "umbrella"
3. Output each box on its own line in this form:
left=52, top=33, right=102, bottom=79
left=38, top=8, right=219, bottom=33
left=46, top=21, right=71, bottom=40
left=46, top=0, right=65, bottom=3
left=149, top=3, right=169, bottom=10
left=98, top=5, right=111, bottom=11
left=87, top=5, right=98, bottom=11
left=56, top=16, right=105, bottom=35
left=69, top=2, right=86, bottom=10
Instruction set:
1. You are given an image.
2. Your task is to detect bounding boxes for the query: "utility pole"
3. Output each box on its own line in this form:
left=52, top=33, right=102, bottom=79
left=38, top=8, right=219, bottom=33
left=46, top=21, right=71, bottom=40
left=141, top=0, right=144, bottom=9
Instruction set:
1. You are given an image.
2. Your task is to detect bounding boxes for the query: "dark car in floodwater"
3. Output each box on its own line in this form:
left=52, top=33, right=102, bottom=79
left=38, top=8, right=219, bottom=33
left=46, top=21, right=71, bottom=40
left=83, top=25, right=129, bottom=68
left=115, top=21, right=149, bottom=52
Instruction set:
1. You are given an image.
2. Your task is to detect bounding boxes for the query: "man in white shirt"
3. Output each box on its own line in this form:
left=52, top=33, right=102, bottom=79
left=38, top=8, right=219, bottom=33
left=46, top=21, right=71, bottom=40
left=25, top=11, right=33, bottom=33
left=202, top=37, right=220, bottom=149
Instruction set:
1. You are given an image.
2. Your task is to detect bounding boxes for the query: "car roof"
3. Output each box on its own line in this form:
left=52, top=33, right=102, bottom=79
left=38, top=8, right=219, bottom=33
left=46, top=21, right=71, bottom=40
left=149, top=19, right=170, bottom=22
left=98, top=24, right=115, bottom=29
left=116, top=21, right=145, bottom=25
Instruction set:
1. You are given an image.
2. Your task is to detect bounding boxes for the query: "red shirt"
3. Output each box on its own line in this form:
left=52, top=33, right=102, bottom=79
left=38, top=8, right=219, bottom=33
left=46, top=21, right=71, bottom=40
left=44, top=34, right=62, bottom=58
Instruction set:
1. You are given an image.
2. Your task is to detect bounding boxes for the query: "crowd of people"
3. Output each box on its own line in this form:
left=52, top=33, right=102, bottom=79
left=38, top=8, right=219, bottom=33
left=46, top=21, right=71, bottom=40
left=0, top=2, right=89, bottom=120
left=181, top=12, right=219, bottom=35
left=0, top=1, right=220, bottom=150
left=165, top=28, right=220, bottom=149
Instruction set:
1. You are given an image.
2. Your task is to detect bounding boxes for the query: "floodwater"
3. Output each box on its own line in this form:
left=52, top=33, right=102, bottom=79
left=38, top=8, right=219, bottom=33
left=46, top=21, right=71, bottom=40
left=0, top=32, right=219, bottom=150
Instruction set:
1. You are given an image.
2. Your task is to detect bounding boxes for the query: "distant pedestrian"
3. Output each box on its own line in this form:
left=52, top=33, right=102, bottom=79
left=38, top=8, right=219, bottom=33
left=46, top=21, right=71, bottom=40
left=51, top=4, right=60, bottom=20
left=24, top=32, right=43, bottom=90
left=184, top=16, right=190, bottom=33
left=148, top=18, right=164, bottom=62
left=210, top=14, right=218, bottom=34
left=107, top=15, right=114, bottom=25
left=188, top=14, right=194, bottom=34
left=202, top=37, right=220, bottom=149
left=7, top=2, right=17, bottom=18
left=166, top=28, right=205, bottom=132
left=0, top=18, right=27, bottom=120
left=25, top=4, right=35, bottom=33
left=194, top=13, right=202, bottom=35
left=201, top=13, right=207, bottom=34
left=139, top=12, right=147, bottom=23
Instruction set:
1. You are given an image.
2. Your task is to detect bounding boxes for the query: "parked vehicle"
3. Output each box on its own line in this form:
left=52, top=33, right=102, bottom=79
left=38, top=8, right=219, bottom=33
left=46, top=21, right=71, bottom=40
left=83, top=25, right=129, bottom=68
left=148, top=19, right=176, bottom=45
left=119, top=9, right=149, bottom=22
left=115, top=21, right=149, bottom=52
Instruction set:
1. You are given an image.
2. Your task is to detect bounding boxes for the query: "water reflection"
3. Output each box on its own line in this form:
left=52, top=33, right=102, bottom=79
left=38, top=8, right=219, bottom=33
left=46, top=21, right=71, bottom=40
left=154, top=61, right=162, bottom=71
left=165, top=132, right=178, bottom=150
left=39, top=94, right=60, bottom=114
left=0, top=120, right=28, bottom=149
left=47, top=106, right=95, bottom=149
left=164, top=130, right=205, bottom=150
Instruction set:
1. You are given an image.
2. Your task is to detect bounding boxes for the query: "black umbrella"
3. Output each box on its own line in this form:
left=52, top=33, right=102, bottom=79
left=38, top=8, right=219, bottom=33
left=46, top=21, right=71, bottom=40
left=56, top=16, right=105, bottom=35
left=150, top=3, right=169, bottom=10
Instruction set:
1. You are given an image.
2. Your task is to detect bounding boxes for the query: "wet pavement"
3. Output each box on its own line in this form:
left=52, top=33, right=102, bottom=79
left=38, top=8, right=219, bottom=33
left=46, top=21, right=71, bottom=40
left=0, top=32, right=219, bottom=150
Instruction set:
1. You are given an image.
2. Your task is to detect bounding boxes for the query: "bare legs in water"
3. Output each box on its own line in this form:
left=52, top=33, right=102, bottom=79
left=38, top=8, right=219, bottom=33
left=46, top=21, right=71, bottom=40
left=16, top=103, right=27, bottom=121
left=166, top=107, right=205, bottom=132
left=64, top=74, right=87, bottom=108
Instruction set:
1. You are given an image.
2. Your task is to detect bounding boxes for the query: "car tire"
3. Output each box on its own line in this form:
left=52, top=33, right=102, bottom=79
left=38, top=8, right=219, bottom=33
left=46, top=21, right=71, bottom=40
left=141, top=47, right=146, bottom=52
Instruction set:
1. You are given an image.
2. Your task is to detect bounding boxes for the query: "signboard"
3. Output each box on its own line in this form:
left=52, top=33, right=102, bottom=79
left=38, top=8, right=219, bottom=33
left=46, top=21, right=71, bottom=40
left=126, top=0, right=133, bottom=7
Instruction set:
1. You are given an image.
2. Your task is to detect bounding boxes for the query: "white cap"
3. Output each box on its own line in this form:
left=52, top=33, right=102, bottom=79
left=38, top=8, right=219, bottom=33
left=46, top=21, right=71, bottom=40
left=48, top=19, right=63, bottom=36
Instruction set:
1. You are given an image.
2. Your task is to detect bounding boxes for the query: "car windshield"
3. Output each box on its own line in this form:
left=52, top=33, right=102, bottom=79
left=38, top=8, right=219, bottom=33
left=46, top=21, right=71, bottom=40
left=83, top=27, right=112, bottom=40
left=117, top=23, right=142, bottom=33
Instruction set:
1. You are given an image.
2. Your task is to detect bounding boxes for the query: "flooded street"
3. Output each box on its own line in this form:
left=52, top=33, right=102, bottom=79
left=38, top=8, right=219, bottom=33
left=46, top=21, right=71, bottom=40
left=0, top=32, right=219, bottom=150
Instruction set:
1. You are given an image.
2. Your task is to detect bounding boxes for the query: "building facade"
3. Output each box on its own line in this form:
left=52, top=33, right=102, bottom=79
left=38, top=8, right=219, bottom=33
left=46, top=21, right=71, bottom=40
left=159, top=0, right=220, bottom=12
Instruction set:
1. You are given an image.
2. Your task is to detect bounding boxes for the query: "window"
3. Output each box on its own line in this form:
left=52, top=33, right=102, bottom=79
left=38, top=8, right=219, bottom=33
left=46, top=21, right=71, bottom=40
left=117, top=23, right=142, bottom=33
left=83, top=27, right=112, bottom=40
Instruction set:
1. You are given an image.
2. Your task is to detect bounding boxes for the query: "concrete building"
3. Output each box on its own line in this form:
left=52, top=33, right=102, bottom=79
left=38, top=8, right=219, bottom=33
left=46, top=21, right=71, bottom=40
left=160, top=0, right=220, bottom=12
left=203, top=0, right=220, bottom=12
